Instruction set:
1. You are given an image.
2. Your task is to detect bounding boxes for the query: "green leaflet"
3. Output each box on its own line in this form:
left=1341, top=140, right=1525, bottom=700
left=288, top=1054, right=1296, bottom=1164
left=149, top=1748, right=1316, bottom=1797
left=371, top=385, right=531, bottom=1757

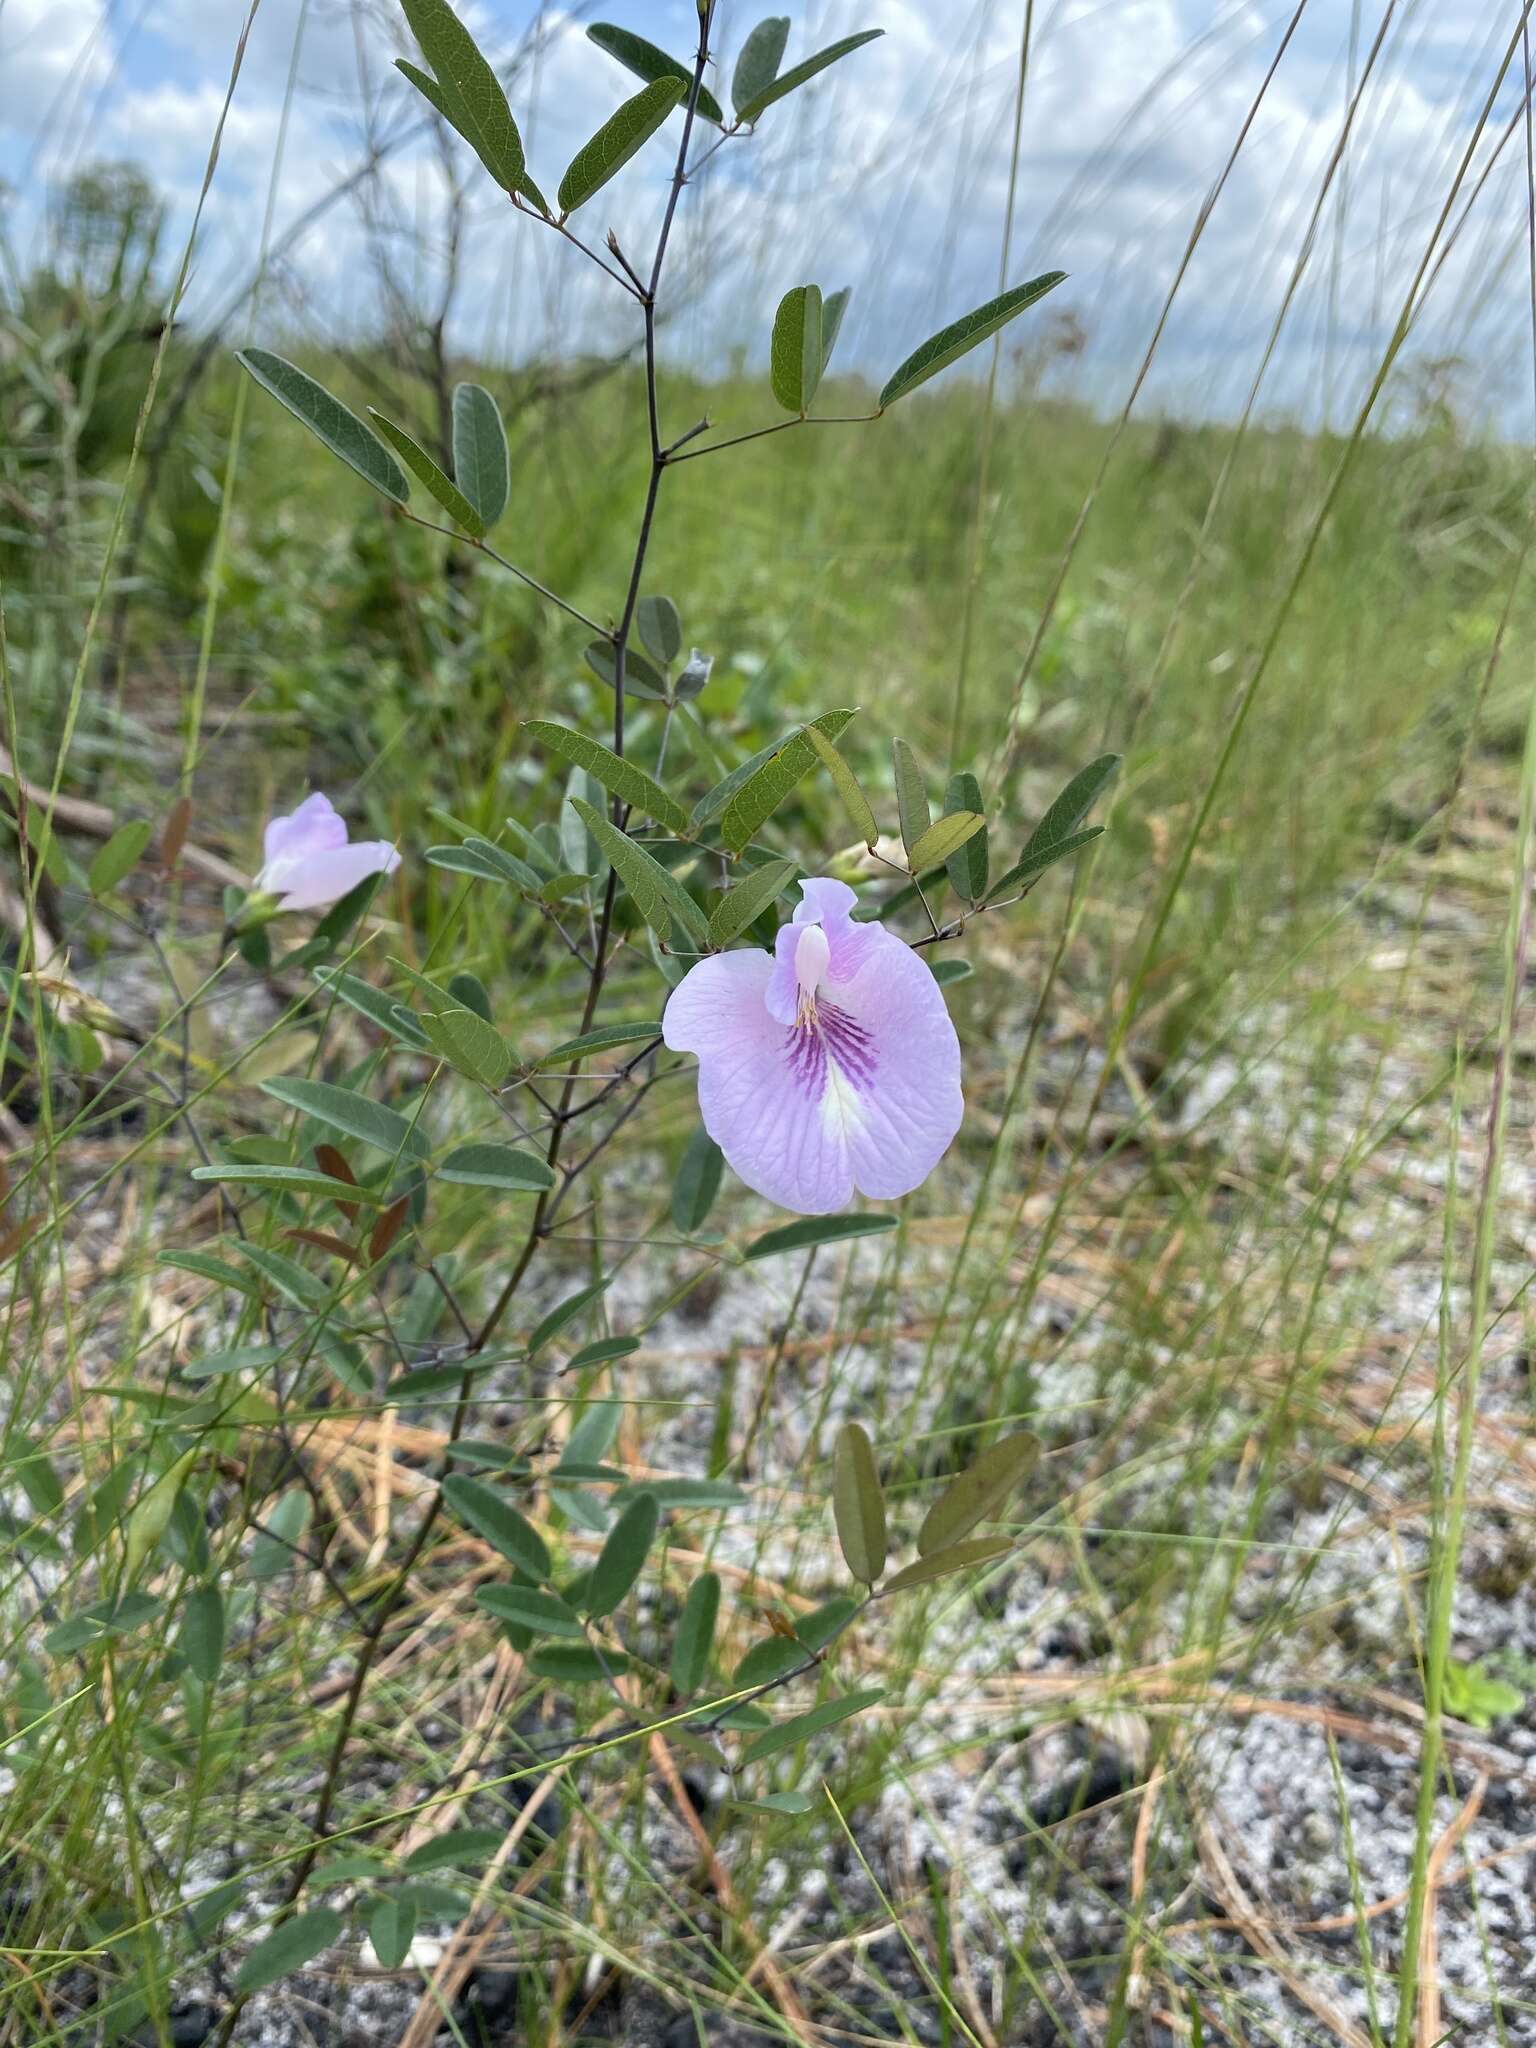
left=882, top=1537, right=1013, bottom=1595
left=804, top=724, right=878, bottom=847
left=366, top=410, right=483, bottom=533
left=719, top=709, right=857, bottom=855
left=586, top=23, right=724, bottom=124
left=987, top=826, right=1103, bottom=900
left=420, top=1008, right=513, bottom=1087
left=1021, top=753, right=1122, bottom=855
left=189, top=1164, right=384, bottom=1205
left=891, top=738, right=930, bottom=859
left=441, top=1475, right=550, bottom=1579
left=585, top=1490, right=659, bottom=1616
left=943, top=771, right=988, bottom=899
left=437, top=1144, right=554, bottom=1192
left=731, top=16, right=789, bottom=116
left=906, top=811, right=984, bottom=875
left=235, top=350, right=408, bottom=503
left=879, top=272, right=1067, bottom=408
left=88, top=820, right=153, bottom=895
left=260, top=1077, right=429, bottom=1161
left=820, top=285, right=851, bottom=374
left=770, top=284, right=823, bottom=414
left=832, top=1421, right=886, bottom=1585
left=916, top=1433, right=1039, bottom=1556
left=235, top=1908, right=343, bottom=1994
left=745, top=1212, right=897, bottom=1259
left=398, top=0, right=528, bottom=193
left=523, top=720, right=687, bottom=832
left=707, top=857, right=798, bottom=947
left=535, top=1021, right=663, bottom=1066
left=735, top=28, right=883, bottom=125
left=636, top=593, right=683, bottom=665
left=671, top=1124, right=723, bottom=1233
left=739, top=1686, right=885, bottom=1765
left=669, top=1570, right=720, bottom=1692
left=559, top=77, right=686, bottom=216
left=451, top=382, right=509, bottom=529
left=570, top=798, right=709, bottom=946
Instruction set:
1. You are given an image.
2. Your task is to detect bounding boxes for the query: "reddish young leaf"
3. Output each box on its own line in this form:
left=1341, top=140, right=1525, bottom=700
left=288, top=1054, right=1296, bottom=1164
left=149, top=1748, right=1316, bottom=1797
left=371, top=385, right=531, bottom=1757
left=369, top=1194, right=411, bottom=1263
left=314, top=1144, right=359, bottom=1222
left=160, top=795, right=193, bottom=874
left=285, top=1228, right=361, bottom=1265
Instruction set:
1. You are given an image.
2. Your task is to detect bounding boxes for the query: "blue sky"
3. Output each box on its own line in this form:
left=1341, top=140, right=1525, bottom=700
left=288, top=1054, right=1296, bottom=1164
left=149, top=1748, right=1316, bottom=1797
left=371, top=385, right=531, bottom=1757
left=2, top=0, right=1530, bottom=432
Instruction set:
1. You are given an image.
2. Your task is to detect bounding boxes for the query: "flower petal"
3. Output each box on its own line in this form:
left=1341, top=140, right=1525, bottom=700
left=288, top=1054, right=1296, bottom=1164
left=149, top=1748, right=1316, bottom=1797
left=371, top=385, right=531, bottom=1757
left=766, top=876, right=880, bottom=1020
left=262, top=792, right=346, bottom=871
left=663, top=951, right=857, bottom=1213
left=828, top=927, right=963, bottom=1201
left=271, top=840, right=399, bottom=913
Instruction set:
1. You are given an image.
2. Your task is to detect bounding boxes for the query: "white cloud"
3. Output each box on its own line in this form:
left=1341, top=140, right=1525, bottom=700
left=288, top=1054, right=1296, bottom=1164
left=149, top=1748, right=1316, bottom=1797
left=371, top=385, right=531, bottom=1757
left=0, top=0, right=111, bottom=125
left=1, top=0, right=1528, bottom=430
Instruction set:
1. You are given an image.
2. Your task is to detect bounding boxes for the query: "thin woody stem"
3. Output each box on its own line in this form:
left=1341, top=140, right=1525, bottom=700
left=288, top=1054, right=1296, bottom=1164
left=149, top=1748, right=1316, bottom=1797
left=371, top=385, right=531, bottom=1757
left=213, top=20, right=721, bottom=2041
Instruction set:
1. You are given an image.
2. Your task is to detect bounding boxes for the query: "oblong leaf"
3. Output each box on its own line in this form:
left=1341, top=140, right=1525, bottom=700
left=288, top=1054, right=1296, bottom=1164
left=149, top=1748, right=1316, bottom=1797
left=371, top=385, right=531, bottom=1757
left=421, top=1008, right=512, bottom=1087
left=917, top=1433, right=1040, bottom=1557
left=367, top=409, right=484, bottom=533
left=804, top=724, right=878, bottom=848
left=399, top=0, right=527, bottom=191
left=891, top=737, right=930, bottom=859
left=944, top=772, right=988, bottom=900
left=672, top=1124, right=723, bottom=1233
left=312, top=968, right=429, bottom=1048
left=584, top=638, right=670, bottom=702
left=820, top=284, right=851, bottom=374
left=907, top=811, right=983, bottom=875
left=438, top=1143, right=555, bottom=1192
left=89, top=819, right=153, bottom=895
left=987, top=826, right=1103, bottom=900
left=739, top=1686, right=884, bottom=1766
left=832, top=1422, right=886, bottom=1585
left=879, top=271, right=1067, bottom=408
left=585, top=1491, right=659, bottom=1617
left=190, top=1164, right=383, bottom=1204
left=670, top=1571, right=721, bottom=1693
left=735, top=28, right=883, bottom=124
left=523, top=720, right=686, bottom=832
left=636, top=594, right=683, bottom=666
left=570, top=798, right=709, bottom=946
left=442, top=1474, right=550, bottom=1579
left=883, top=1536, right=1012, bottom=1595
left=180, top=1583, right=225, bottom=1683
left=236, top=349, right=408, bottom=503
left=260, top=1077, right=428, bottom=1161
left=770, top=284, right=823, bottom=415
left=587, top=23, right=723, bottom=123
left=559, top=77, right=686, bottom=217
left=530, top=1643, right=628, bottom=1683
left=732, top=16, right=790, bottom=118
left=397, top=60, right=549, bottom=211
left=529, top=1279, right=609, bottom=1354
left=476, top=1585, right=585, bottom=1638
left=235, top=1908, right=343, bottom=1994
left=452, top=382, right=509, bottom=529
left=427, top=839, right=538, bottom=887
left=720, top=708, right=857, bottom=855
left=745, top=1213, right=897, bottom=1260
left=370, top=1892, right=417, bottom=1970
left=535, top=1021, right=662, bottom=1067
left=1022, top=753, right=1122, bottom=857
left=708, top=856, right=798, bottom=947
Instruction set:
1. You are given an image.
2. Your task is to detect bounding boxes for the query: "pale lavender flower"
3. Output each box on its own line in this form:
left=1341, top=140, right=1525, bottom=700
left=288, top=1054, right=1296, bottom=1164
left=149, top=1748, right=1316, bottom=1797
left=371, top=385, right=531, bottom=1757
left=253, top=792, right=400, bottom=913
left=662, top=877, right=963, bottom=1214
